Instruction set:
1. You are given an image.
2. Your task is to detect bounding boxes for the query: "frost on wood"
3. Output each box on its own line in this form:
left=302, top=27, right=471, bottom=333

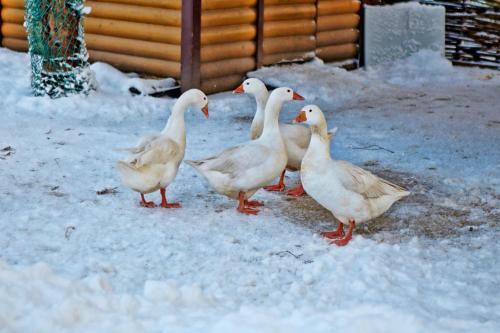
left=24, top=0, right=96, bottom=98
left=364, top=3, right=446, bottom=67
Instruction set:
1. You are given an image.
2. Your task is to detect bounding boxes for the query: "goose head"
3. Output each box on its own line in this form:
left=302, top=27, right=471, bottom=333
left=180, top=89, right=209, bottom=118
left=269, top=87, right=304, bottom=104
left=294, top=105, right=326, bottom=126
left=233, top=78, right=267, bottom=97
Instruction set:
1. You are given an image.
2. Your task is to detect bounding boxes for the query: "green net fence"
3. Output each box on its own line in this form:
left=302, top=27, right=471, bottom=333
left=25, top=0, right=96, bottom=98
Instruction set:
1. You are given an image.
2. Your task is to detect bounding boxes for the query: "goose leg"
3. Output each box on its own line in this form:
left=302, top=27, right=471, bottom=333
left=245, top=199, right=264, bottom=207
left=320, top=223, right=344, bottom=239
left=286, top=183, right=305, bottom=197
left=160, top=188, right=181, bottom=209
left=331, top=220, right=355, bottom=246
left=264, top=170, right=286, bottom=192
left=140, top=193, right=157, bottom=208
left=237, top=192, right=259, bottom=215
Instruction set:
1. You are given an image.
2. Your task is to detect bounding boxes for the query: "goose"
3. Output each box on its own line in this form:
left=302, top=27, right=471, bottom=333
left=117, top=89, right=209, bottom=208
left=295, top=105, right=410, bottom=246
left=186, top=87, right=304, bottom=215
left=234, top=78, right=333, bottom=197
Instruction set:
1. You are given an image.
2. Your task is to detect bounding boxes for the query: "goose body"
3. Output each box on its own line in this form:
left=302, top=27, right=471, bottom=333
left=117, top=89, right=209, bottom=208
left=296, top=105, right=410, bottom=245
left=234, top=78, right=330, bottom=196
left=186, top=87, right=304, bottom=214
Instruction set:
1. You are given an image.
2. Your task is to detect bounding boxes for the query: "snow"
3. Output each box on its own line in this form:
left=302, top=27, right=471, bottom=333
left=364, top=3, right=446, bottom=66
left=1, top=47, right=500, bottom=332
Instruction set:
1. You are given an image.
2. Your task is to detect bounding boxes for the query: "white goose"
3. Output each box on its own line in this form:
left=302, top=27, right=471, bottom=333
left=234, top=78, right=329, bottom=197
left=295, top=105, right=410, bottom=246
left=117, top=89, right=209, bottom=208
left=186, top=87, right=304, bottom=215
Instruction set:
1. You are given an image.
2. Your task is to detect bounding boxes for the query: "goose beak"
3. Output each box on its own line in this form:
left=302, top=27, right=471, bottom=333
left=293, top=92, right=304, bottom=100
left=201, top=104, right=209, bottom=118
left=293, top=111, right=307, bottom=123
left=233, top=84, right=244, bottom=94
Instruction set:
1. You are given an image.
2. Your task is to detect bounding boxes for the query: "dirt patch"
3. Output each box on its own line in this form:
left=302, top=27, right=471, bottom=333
left=277, top=168, right=499, bottom=243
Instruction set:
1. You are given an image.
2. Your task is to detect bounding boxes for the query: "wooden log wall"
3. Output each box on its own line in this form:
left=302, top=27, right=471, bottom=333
left=198, top=0, right=257, bottom=94
left=0, top=0, right=365, bottom=93
left=262, top=0, right=317, bottom=65
left=0, top=0, right=182, bottom=78
left=316, top=0, right=361, bottom=63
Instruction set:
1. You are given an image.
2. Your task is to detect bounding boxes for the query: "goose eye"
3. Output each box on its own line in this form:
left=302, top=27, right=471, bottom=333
left=246, top=82, right=250, bottom=85
left=203, top=97, right=207, bottom=100
left=309, top=109, right=312, bottom=113
left=287, top=89, right=291, bottom=93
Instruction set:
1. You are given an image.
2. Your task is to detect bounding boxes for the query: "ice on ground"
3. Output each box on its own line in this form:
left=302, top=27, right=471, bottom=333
left=0, top=47, right=499, bottom=332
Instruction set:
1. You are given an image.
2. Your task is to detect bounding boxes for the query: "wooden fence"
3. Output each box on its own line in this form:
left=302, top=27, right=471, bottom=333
left=0, top=0, right=362, bottom=93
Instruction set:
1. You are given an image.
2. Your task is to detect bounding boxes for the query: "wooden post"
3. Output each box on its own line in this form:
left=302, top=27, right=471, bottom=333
left=181, top=0, right=201, bottom=92
left=358, top=0, right=365, bottom=68
left=255, top=0, right=264, bottom=68
left=0, top=0, right=3, bottom=47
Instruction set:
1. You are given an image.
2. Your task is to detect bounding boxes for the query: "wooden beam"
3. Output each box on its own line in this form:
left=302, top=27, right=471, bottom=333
left=181, top=0, right=202, bottom=91
left=358, top=0, right=365, bottom=67
left=255, top=0, right=264, bottom=68
left=0, top=0, right=3, bottom=46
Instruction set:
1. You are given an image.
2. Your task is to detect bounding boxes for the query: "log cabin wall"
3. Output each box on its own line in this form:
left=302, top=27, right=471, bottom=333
left=0, top=0, right=182, bottom=78
left=262, top=0, right=317, bottom=65
left=199, top=0, right=257, bottom=94
left=316, top=0, right=361, bottom=63
left=0, top=0, right=363, bottom=93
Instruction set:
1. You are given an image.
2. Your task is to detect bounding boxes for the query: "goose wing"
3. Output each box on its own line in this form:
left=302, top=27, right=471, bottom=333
left=336, top=161, right=407, bottom=199
left=129, top=136, right=181, bottom=168
left=195, top=143, right=272, bottom=179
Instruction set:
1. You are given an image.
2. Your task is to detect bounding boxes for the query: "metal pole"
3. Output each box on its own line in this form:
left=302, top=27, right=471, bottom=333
left=181, top=0, right=202, bottom=92
left=255, top=0, right=264, bottom=68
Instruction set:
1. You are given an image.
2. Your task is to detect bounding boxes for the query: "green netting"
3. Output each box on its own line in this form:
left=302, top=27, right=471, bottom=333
left=25, top=0, right=96, bottom=98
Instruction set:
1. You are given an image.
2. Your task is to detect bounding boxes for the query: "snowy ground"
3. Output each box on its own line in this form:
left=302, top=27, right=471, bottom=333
left=0, top=48, right=499, bottom=332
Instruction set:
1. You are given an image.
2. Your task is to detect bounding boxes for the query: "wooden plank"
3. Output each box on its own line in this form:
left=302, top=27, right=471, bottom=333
left=201, top=74, right=245, bottom=94
left=202, top=0, right=257, bottom=10
left=1, top=37, right=28, bottom=51
left=201, top=41, right=256, bottom=62
left=102, top=0, right=182, bottom=9
left=84, top=17, right=181, bottom=44
left=263, top=35, right=315, bottom=54
left=202, top=8, right=256, bottom=27
left=317, top=14, right=359, bottom=31
left=201, top=24, right=256, bottom=45
left=89, top=50, right=181, bottom=77
left=200, top=57, right=255, bottom=79
left=316, top=43, right=357, bottom=61
left=85, top=1, right=181, bottom=26
left=2, top=0, right=24, bottom=9
left=1, top=23, right=26, bottom=39
left=317, top=0, right=361, bottom=16
left=85, top=33, right=181, bottom=61
left=264, top=4, right=316, bottom=21
left=264, top=19, right=315, bottom=37
left=181, top=0, right=202, bottom=91
left=317, top=28, right=359, bottom=47
left=262, top=50, right=314, bottom=65
left=1, top=8, right=23, bottom=24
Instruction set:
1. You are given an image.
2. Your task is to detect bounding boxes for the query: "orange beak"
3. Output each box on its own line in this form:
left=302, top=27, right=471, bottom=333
left=294, top=111, right=307, bottom=123
left=233, top=84, right=244, bottom=94
left=201, top=104, right=209, bottom=118
left=293, top=92, right=304, bottom=100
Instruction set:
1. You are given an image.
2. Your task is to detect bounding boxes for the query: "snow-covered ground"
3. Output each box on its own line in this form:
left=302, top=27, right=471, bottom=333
left=0, top=48, right=499, bottom=332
